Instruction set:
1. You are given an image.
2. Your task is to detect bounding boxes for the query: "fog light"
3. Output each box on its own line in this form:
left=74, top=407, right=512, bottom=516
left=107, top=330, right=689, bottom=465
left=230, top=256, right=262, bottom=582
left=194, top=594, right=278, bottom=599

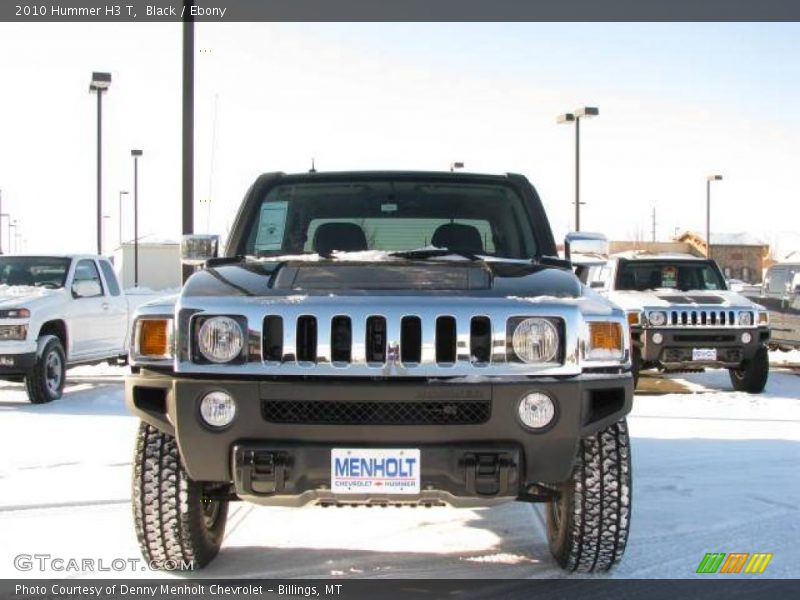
left=741, top=332, right=752, bottom=344
left=199, top=391, right=237, bottom=428
left=518, top=392, right=556, bottom=430
left=652, top=332, right=664, bottom=344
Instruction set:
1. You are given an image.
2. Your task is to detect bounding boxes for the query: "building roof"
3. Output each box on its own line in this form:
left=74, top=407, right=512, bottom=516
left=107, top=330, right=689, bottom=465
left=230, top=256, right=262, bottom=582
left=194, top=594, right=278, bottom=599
left=709, top=232, right=766, bottom=247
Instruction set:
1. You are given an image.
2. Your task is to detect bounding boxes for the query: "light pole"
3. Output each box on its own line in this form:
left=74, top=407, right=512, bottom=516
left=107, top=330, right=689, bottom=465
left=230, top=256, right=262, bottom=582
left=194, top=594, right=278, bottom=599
left=9, top=220, right=17, bottom=254
left=118, top=190, right=129, bottom=247
left=0, top=189, right=4, bottom=254
left=0, top=213, right=8, bottom=255
left=557, top=106, right=599, bottom=231
left=131, top=150, right=143, bottom=288
left=706, top=174, right=723, bottom=259
left=103, top=215, right=111, bottom=255
left=182, top=3, right=195, bottom=283
left=450, top=161, right=465, bottom=172
left=89, top=72, right=112, bottom=255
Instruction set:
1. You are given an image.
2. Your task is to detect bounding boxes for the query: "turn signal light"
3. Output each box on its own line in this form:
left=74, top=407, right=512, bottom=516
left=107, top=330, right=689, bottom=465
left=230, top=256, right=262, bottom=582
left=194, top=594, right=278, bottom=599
left=627, top=311, right=641, bottom=326
left=136, top=319, right=172, bottom=359
left=586, top=322, right=624, bottom=361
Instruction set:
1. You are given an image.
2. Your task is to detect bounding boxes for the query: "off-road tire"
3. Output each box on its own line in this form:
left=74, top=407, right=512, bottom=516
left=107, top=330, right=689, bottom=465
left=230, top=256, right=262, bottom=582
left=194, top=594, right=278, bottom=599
left=132, top=422, right=228, bottom=570
left=729, top=346, right=769, bottom=394
left=546, top=418, right=631, bottom=572
left=25, top=336, right=65, bottom=404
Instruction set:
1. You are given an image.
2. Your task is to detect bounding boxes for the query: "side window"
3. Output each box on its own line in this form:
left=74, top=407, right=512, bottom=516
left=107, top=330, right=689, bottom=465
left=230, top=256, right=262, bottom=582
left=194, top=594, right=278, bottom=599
left=98, top=260, right=121, bottom=296
left=585, top=265, right=610, bottom=289
left=767, top=268, right=786, bottom=294
left=73, top=259, right=104, bottom=298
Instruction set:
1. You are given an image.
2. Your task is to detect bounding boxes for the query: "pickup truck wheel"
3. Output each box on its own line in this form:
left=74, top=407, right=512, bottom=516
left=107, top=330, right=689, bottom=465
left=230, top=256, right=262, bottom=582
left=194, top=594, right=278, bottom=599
left=25, top=337, right=66, bottom=404
left=132, top=421, right=228, bottom=570
left=546, top=418, right=631, bottom=572
left=729, top=346, right=769, bottom=394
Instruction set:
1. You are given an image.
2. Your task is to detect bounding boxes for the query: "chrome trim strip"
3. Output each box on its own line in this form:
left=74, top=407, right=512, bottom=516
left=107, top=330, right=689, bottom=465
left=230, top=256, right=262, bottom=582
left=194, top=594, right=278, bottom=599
left=170, top=296, right=628, bottom=377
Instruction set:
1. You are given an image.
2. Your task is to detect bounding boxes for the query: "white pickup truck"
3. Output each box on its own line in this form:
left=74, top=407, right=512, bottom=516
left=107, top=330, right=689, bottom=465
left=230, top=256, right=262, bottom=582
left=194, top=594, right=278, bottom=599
left=0, top=254, right=130, bottom=403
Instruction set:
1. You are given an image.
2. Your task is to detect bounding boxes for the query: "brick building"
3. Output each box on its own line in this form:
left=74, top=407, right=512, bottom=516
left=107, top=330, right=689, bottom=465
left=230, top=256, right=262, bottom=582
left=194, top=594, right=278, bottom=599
left=676, top=231, right=768, bottom=284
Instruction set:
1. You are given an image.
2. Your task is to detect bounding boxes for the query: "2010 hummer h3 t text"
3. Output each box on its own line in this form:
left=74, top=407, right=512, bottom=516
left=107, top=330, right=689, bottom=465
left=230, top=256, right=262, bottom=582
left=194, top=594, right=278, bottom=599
left=126, top=171, right=634, bottom=573
left=581, top=252, right=770, bottom=392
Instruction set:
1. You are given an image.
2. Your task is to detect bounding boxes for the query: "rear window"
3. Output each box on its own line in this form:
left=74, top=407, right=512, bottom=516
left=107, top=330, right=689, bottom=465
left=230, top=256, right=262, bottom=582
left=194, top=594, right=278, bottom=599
left=239, top=179, right=538, bottom=259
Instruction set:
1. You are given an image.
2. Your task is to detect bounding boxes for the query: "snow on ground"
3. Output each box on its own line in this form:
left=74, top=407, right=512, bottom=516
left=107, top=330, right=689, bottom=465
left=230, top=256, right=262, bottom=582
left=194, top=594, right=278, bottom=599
left=0, top=356, right=798, bottom=579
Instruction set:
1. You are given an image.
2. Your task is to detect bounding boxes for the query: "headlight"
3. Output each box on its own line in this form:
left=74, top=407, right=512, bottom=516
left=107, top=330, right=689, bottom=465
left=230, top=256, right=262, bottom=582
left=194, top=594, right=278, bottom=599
left=199, top=390, right=237, bottom=428
left=511, top=318, right=559, bottom=363
left=197, top=316, right=245, bottom=363
left=0, top=324, right=27, bottom=340
left=134, top=318, right=173, bottom=359
left=647, top=311, right=667, bottom=327
left=586, top=322, right=624, bottom=361
left=738, top=311, right=753, bottom=326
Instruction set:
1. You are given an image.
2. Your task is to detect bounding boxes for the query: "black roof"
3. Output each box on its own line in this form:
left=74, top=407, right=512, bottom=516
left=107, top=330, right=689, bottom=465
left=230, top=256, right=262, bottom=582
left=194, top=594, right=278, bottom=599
left=255, top=170, right=522, bottom=186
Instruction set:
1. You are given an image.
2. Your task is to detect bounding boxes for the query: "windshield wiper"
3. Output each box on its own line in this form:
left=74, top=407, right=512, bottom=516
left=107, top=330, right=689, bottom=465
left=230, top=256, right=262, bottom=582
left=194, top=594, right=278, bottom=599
left=389, top=248, right=483, bottom=261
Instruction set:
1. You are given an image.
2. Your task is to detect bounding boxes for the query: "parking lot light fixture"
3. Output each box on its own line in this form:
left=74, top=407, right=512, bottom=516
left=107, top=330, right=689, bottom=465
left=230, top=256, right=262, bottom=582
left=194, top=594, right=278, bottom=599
left=89, top=71, right=111, bottom=256
left=706, top=174, right=723, bottom=259
left=131, top=150, right=143, bottom=287
left=558, top=107, right=599, bottom=231
left=449, top=162, right=465, bottom=172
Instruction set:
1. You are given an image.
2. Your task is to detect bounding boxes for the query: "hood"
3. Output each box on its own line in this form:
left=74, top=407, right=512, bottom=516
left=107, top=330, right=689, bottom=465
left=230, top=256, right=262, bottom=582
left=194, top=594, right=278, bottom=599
left=182, top=258, right=584, bottom=300
left=608, top=288, right=754, bottom=310
left=0, top=285, right=65, bottom=309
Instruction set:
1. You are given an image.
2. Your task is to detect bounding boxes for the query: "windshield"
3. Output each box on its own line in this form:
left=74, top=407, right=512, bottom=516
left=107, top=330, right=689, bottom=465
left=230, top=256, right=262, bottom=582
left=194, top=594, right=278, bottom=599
left=0, top=257, right=71, bottom=289
left=616, top=260, right=726, bottom=292
left=239, top=180, right=538, bottom=259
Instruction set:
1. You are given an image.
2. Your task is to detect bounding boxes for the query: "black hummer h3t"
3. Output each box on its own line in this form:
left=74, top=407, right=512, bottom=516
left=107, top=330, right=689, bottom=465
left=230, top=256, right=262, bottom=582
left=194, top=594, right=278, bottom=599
left=126, top=171, right=634, bottom=573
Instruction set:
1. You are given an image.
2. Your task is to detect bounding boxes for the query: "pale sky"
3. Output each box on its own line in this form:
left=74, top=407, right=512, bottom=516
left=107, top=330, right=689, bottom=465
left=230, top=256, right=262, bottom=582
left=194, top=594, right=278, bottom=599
left=0, top=22, right=798, bottom=256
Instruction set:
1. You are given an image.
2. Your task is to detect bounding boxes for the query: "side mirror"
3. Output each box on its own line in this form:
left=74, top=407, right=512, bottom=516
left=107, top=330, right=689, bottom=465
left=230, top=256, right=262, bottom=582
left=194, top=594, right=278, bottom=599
left=72, top=280, right=102, bottom=298
left=181, top=234, right=220, bottom=266
left=565, top=232, right=609, bottom=266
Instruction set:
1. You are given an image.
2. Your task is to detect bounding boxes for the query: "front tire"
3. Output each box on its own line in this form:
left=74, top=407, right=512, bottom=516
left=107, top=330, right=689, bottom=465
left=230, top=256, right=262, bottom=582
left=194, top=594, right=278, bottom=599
left=546, top=419, right=632, bottom=572
left=132, top=422, right=229, bottom=570
left=729, top=346, right=769, bottom=393
left=25, top=336, right=66, bottom=404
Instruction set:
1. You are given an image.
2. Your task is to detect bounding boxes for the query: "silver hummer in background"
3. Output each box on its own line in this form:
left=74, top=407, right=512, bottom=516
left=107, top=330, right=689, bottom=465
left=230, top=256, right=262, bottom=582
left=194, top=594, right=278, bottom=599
left=580, top=251, right=770, bottom=392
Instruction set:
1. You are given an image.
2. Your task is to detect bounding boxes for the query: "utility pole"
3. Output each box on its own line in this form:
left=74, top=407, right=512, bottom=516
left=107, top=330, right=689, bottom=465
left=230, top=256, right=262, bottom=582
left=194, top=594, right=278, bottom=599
left=651, top=206, right=656, bottom=242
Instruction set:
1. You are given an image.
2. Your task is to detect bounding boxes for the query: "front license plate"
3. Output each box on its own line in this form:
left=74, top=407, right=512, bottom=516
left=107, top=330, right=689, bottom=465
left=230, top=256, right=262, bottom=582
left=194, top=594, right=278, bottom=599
left=331, top=448, right=421, bottom=495
left=692, top=348, right=717, bottom=361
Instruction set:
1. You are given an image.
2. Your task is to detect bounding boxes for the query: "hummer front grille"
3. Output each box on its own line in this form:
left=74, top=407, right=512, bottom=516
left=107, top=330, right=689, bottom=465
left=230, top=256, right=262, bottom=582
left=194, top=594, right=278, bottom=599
left=174, top=296, right=627, bottom=377
left=663, top=308, right=755, bottom=328
left=265, top=313, right=495, bottom=368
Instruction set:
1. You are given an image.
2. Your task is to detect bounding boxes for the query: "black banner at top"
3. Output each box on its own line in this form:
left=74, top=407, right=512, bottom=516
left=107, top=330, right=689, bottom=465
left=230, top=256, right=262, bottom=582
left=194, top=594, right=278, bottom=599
left=2, top=0, right=800, bottom=23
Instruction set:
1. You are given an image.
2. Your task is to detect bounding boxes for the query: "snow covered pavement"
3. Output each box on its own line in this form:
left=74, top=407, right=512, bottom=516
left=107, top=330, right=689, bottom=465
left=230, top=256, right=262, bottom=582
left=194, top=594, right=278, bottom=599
left=0, top=358, right=798, bottom=579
